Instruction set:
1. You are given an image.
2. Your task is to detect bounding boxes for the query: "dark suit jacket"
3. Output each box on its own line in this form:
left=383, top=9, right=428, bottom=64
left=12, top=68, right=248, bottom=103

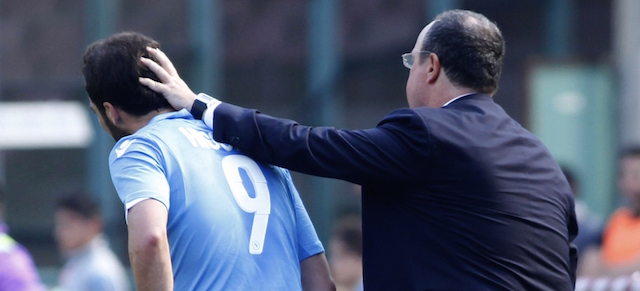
left=212, top=93, right=578, bottom=290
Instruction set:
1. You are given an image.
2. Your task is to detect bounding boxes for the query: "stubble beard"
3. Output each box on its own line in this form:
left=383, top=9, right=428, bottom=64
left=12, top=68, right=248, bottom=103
left=101, top=112, right=130, bottom=142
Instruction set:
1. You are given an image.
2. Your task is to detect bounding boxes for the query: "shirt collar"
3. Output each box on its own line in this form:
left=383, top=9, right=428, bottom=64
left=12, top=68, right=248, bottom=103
left=442, top=93, right=477, bottom=108
left=148, top=109, right=192, bottom=124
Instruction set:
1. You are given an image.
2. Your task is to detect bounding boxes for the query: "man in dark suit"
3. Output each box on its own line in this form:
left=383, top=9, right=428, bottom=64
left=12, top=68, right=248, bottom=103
left=140, top=9, right=577, bottom=291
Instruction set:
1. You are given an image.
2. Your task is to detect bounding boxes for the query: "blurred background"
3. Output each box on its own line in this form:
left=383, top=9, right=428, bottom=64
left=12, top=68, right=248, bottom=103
left=0, top=0, right=635, bottom=287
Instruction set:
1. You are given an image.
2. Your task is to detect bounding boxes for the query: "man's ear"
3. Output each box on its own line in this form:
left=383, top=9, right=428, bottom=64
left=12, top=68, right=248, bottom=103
left=102, top=102, right=121, bottom=125
left=425, top=53, right=441, bottom=84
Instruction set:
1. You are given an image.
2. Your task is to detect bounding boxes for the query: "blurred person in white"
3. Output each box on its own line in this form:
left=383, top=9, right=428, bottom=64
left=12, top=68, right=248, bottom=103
left=329, top=215, right=363, bottom=291
left=54, top=193, right=129, bottom=291
left=0, top=186, right=45, bottom=291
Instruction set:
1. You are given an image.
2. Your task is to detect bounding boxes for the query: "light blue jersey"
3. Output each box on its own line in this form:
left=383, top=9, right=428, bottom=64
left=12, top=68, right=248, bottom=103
left=108, top=110, right=324, bottom=290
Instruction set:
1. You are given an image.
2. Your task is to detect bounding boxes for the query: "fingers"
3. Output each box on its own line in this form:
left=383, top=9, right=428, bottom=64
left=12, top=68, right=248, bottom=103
left=140, top=57, right=172, bottom=83
left=146, top=47, right=178, bottom=76
left=139, top=77, right=167, bottom=93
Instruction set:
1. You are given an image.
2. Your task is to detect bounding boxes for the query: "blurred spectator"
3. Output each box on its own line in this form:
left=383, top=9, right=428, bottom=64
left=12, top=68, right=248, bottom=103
left=0, top=187, right=45, bottom=291
left=579, top=146, right=640, bottom=278
left=562, top=166, right=603, bottom=257
left=329, top=215, right=363, bottom=291
left=54, top=193, right=129, bottom=291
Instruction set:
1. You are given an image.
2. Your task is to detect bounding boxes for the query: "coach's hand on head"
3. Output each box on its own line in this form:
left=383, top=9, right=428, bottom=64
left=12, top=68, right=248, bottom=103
left=139, top=47, right=197, bottom=111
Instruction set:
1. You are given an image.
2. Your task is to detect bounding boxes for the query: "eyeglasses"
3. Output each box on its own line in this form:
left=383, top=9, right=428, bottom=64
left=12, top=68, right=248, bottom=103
left=401, top=51, right=432, bottom=69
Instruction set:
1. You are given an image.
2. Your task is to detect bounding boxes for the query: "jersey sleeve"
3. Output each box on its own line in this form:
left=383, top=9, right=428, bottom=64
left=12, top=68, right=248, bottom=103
left=109, top=136, right=170, bottom=218
left=279, top=168, right=325, bottom=260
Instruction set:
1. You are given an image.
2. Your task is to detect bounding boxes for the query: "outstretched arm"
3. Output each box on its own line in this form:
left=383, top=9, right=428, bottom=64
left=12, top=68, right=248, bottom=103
left=139, top=47, right=197, bottom=111
left=140, top=48, right=424, bottom=184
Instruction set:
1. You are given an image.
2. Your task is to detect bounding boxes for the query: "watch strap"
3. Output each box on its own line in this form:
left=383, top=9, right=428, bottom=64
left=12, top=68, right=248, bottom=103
left=191, top=94, right=215, bottom=120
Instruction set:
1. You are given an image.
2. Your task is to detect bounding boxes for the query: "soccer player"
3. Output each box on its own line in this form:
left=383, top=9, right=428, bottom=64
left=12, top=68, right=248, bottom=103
left=82, top=32, right=334, bottom=291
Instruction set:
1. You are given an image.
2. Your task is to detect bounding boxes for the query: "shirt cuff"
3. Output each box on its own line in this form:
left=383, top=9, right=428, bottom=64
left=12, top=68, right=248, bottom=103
left=124, top=197, right=169, bottom=224
left=198, top=93, right=222, bottom=129
left=200, top=94, right=219, bottom=130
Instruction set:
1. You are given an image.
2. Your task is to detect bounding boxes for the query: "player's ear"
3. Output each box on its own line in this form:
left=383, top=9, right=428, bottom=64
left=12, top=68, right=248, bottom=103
left=102, top=102, right=121, bottom=124
left=425, top=53, right=441, bottom=84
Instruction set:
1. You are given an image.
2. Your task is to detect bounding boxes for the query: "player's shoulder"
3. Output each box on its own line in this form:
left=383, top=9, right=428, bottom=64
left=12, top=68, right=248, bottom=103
left=108, top=130, right=161, bottom=165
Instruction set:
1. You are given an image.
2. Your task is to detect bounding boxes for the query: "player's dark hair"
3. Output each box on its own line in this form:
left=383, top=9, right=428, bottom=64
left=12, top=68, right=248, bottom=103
left=56, top=193, right=100, bottom=220
left=421, top=10, right=505, bottom=94
left=332, top=215, right=362, bottom=257
left=82, top=31, right=171, bottom=116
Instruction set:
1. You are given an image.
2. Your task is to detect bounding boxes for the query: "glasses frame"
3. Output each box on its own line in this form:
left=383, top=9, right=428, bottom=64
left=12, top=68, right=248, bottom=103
left=401, top=51, right=432, bottom=69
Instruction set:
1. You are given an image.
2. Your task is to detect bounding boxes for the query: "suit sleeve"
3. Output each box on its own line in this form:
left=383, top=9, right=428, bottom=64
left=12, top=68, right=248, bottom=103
left=212, top=102, right=433, bottom=185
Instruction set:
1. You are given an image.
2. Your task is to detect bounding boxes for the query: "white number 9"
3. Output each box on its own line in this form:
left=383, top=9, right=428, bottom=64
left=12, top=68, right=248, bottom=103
left=222, top=155, right=271, bottom=255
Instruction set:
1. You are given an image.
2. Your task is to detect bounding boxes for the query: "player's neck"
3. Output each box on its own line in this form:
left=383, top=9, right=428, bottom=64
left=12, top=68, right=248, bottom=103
left=122, top=107, right=176, bottom=133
